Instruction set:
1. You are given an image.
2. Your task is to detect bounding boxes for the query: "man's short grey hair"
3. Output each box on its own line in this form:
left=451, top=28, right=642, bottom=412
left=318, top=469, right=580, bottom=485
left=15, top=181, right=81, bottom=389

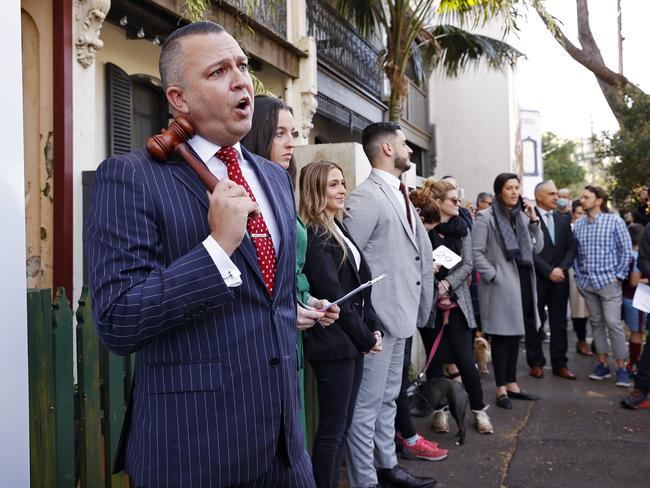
left=534, top=180, right=554, bottom=196
left=159, top=21, right=225, bottom=92
left=476, top=192, right=492, bottom=206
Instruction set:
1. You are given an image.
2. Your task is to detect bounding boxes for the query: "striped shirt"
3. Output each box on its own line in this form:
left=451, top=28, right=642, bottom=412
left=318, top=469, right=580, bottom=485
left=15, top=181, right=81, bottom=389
left=573, top=212, right=633, bottom=290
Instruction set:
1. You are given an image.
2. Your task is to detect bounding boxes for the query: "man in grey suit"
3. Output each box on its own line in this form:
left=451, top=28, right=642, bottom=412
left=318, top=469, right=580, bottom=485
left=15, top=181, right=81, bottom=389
left=344, top=122, right=435, bottom=488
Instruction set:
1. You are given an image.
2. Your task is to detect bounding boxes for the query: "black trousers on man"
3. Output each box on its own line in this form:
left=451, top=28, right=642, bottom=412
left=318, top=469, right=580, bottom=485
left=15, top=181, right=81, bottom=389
left=525, top=278, right=570, bottom=372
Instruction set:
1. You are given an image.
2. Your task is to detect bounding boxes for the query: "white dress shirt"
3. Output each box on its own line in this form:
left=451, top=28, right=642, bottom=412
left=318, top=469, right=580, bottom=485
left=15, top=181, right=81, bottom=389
left=537, top=207, right=555, bottom=244
left=188, top=135, right=281, bottom=287
left=372, top=168, right=415, bottom=236
left=333, top=224, right=361, bottom=271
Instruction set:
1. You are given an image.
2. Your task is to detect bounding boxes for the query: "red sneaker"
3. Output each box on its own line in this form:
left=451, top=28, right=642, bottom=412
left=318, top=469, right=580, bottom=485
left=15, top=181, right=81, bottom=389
left=398, top=434, right=448, bottom=462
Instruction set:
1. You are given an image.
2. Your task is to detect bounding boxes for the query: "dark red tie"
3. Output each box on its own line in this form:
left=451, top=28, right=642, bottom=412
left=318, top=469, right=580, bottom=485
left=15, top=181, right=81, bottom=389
left=217, top=146, right=277, bottom=296
left=399, top=182, right=414, bottom=232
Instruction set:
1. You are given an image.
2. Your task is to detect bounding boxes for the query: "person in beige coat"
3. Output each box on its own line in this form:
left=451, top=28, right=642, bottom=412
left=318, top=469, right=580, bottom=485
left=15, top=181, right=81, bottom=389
left=472, top=173, right=544, bottom=409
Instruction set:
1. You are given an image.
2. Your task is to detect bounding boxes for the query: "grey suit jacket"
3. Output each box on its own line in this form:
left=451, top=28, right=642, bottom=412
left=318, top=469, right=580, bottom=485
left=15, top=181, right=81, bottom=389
left=471, top=206, right=544, bottom=336
left=344, top=170, right=434, bottom=338
left=429, top=232, right=477, bottom=329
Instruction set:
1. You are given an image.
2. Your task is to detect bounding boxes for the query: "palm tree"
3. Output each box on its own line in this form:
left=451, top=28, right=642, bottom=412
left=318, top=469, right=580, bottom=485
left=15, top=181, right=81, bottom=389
left=336, top=0, right=523, bottom=121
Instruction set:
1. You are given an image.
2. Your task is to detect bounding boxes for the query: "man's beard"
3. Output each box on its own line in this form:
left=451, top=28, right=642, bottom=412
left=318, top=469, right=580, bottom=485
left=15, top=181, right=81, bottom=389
left=394, top=155, right=411, bottom=173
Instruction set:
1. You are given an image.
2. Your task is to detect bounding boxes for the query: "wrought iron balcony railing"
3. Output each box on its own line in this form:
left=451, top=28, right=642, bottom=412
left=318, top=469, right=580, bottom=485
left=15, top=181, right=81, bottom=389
left=307, top=0, right=382, bottom=98
left=222, top=0, right=287, bottom=38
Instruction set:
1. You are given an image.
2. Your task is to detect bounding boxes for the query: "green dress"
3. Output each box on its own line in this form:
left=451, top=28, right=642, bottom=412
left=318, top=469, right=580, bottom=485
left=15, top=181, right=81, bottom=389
left=296, top=218, right=318, bottom=453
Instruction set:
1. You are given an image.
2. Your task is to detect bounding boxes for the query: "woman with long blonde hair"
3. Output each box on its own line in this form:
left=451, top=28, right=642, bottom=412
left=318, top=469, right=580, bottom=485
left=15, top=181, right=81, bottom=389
left=299, top=160, right=382, bottom=488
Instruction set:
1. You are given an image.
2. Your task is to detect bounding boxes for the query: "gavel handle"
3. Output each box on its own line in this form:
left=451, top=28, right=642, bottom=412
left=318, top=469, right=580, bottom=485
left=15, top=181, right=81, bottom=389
left=176, top=143, right=219, bottom=191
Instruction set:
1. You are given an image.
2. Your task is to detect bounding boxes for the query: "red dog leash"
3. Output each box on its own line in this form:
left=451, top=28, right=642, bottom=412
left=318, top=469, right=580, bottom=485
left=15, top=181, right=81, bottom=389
left=409, top=306, right=454, bottom=390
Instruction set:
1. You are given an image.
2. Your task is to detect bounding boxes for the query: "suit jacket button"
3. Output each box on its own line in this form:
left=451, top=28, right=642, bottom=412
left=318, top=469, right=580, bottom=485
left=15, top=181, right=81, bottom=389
left=270, top=357, right=281, bottom=367
left=415, top=256, right=420, bottom=261
left=416, top=281, right=421, bottom=286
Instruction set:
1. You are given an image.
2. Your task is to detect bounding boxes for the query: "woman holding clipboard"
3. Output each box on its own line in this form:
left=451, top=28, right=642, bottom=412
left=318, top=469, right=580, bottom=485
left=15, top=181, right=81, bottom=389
left=300, top=160, right=382, bottom=488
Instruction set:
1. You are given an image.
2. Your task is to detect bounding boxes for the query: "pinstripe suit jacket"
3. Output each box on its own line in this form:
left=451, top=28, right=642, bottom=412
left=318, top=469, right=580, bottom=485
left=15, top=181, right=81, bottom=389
left=86, top=145, right=301, bottom=487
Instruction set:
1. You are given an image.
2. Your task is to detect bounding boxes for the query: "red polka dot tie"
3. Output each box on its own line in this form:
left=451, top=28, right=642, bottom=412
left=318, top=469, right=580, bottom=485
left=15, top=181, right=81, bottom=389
left=217, top=146, right=277, bottom=296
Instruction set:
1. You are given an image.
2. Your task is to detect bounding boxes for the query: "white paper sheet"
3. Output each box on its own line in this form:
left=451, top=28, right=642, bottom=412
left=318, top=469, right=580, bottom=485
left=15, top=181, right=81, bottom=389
left=632, top=282, right=650, bottom=314
left=432, top=245, right=462, bottom=270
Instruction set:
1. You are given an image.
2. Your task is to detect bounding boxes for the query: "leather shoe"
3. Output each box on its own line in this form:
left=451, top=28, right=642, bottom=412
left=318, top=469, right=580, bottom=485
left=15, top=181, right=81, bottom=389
left=553, top=367, right=577, bottom=380
left=576, top=340, right=594, bottom=356
left=496, top=393, right=512, bottom=409
left=507, top=390, right=539, bottom=401
left=376, top=465, right=436, bottom=488
left=529, top=366, right=544, bottom=379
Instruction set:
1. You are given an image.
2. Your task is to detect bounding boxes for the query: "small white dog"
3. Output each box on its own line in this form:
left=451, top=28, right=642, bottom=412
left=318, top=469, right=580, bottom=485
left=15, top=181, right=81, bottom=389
left=473, top=334, right=492, bottom=374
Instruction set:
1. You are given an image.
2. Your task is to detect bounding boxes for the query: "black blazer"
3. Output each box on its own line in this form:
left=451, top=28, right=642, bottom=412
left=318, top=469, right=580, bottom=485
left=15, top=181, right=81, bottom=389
left=533, top=208, right=577, bottom=280
left=302, top=221, right=382, bottom=360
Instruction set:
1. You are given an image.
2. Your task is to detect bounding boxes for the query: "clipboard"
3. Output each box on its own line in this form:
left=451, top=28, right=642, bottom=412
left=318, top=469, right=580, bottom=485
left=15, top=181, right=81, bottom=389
left=320, top=274, right=386, bottom=312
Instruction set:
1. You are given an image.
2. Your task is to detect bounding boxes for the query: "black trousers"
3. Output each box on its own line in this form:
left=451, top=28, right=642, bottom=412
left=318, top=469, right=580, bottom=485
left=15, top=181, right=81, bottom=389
left=491, top=335, right=521, bottom=387
left=526, top=279, right=570, bottom=371
left=635, top=338, right=650, bottom=393
left=421, top=308, right=485, bottom=411
left=572, top=317, right=588, bottom=342
left=309, top=355, right=363, bottom=488
left=395, top=336, right=416, bottom=439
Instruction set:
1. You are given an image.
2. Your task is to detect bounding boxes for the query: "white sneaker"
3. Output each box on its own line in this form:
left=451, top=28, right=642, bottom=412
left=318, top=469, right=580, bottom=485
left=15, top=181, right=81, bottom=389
left=472, top=405, right=494, bottom=434
left=432, top=406, right=450, bottom=433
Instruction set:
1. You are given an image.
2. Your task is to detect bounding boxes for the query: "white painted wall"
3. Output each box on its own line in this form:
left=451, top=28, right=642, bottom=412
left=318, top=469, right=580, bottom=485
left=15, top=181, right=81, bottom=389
left=428, top=19, right=520, bottom=205
left=0, top=1, right=30, bottom=484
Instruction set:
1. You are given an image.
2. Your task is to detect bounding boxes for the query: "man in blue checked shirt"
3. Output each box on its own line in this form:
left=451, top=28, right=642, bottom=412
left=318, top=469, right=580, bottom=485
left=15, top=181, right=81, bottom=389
left=574, top=185, right=633, bottom=387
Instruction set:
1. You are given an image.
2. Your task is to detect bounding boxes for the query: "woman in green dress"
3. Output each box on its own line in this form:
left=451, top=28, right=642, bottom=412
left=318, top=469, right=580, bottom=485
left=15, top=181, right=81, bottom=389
left=241, top=95, right=339, bottom=452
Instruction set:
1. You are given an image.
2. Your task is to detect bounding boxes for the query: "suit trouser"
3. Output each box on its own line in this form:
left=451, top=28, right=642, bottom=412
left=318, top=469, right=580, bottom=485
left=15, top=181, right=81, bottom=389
left=345, top=334, right=404, bottom=488
left=310, top=355, right=364, bottom=488
left=394, top=336, right=416, bottom=439
left=527, top=279, right=570, bottom=371
left=233, top=444, right=315, bottom=488
left=578, top=282, right=627, bottom=361
left=634, top=337, right=650, bottom=393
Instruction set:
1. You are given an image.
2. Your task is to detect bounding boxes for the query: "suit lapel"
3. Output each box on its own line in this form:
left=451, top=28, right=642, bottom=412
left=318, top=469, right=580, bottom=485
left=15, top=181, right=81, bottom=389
left=169, top=148, right=209, bottom=210
left=370, top=172, right=417, bottom=248
left=536, top=208, right=554, bottom=249
left=338, top=221, right=362, bottom=285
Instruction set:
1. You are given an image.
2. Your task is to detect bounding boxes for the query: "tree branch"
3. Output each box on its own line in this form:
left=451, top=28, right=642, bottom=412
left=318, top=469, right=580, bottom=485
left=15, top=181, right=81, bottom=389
left=534, top=1, right=637, bottom=92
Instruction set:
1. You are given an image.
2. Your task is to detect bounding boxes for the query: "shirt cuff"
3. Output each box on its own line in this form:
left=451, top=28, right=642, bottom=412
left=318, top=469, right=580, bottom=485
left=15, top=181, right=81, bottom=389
left=202, top=236, right=242, bottom=287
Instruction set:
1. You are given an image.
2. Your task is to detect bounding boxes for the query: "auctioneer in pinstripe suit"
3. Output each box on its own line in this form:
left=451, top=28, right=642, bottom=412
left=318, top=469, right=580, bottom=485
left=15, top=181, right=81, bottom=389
left=86, top=22, right=315, bottom=488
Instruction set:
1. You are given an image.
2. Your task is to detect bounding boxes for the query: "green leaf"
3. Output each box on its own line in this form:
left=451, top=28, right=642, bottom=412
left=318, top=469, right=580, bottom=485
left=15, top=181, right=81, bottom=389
left=424, top=24, right=523, bottom=77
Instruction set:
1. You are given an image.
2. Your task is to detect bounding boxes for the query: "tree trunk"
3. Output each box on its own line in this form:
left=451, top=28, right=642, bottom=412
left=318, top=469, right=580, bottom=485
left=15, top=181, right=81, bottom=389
left=388, top=87, right=402, bottom=122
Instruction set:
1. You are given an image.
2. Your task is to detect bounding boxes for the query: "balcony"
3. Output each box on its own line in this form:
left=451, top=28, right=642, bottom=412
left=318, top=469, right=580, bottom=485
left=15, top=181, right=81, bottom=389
left=401, top=79, right=428, bottom=133
left=307, top=0, right=382, bottom=98
left=221, top=0, right=287, bottom=38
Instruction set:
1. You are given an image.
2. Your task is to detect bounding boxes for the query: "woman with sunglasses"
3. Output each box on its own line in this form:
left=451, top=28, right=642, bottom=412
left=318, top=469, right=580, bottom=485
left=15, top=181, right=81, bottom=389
left=422, top=179, right=493, bottom=434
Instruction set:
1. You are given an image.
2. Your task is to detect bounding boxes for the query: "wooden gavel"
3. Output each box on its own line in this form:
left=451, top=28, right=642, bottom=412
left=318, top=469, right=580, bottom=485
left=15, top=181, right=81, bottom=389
left=146, top=114, right=218, bottom=191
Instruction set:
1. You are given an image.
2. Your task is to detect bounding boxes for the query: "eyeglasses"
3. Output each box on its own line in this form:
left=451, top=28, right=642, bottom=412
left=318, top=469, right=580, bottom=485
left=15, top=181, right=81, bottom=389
left=446, top=197, right=460, bottom=206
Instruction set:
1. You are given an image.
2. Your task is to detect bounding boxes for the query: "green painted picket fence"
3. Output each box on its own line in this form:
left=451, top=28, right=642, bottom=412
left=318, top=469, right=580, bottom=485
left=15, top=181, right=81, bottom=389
left=27, top=286, right=135, bottom=487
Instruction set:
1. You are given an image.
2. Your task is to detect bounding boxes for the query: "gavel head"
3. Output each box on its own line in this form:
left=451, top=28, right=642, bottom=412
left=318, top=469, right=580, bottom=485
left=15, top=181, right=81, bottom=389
left=146, top=114, right=196, bottom=161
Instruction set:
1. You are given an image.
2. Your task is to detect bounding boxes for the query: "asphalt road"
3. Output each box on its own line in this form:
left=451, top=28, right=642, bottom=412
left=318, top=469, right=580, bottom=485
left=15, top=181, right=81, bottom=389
left=402, top=331, right=650, bottom=488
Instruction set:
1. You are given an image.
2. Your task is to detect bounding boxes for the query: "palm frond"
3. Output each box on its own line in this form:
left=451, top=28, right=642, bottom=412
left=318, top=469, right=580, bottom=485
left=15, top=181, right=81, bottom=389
left=424, top=24, right=524, bottom=77
left=436, top=0, right=521, bottom=36
left=336, top=0, right=386, bottom=37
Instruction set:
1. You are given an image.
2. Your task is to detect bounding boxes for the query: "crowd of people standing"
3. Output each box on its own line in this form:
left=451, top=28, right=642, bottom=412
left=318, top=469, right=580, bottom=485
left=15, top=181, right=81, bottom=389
left=85, top=20, right=650, bottom=488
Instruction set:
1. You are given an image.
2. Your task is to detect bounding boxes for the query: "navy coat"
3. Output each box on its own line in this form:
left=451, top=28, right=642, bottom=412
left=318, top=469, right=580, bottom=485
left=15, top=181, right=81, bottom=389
left=86, top=145, right=301, bottom=487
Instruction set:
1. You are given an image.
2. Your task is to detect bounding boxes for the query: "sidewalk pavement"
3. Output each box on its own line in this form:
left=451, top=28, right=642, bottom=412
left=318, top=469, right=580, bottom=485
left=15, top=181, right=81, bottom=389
left=402, top=331, right=650, bottom=488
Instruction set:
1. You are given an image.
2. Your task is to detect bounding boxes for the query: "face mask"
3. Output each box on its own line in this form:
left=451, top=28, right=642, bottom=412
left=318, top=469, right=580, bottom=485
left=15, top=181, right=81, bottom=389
left=557, top=198, right=569, bottom=208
